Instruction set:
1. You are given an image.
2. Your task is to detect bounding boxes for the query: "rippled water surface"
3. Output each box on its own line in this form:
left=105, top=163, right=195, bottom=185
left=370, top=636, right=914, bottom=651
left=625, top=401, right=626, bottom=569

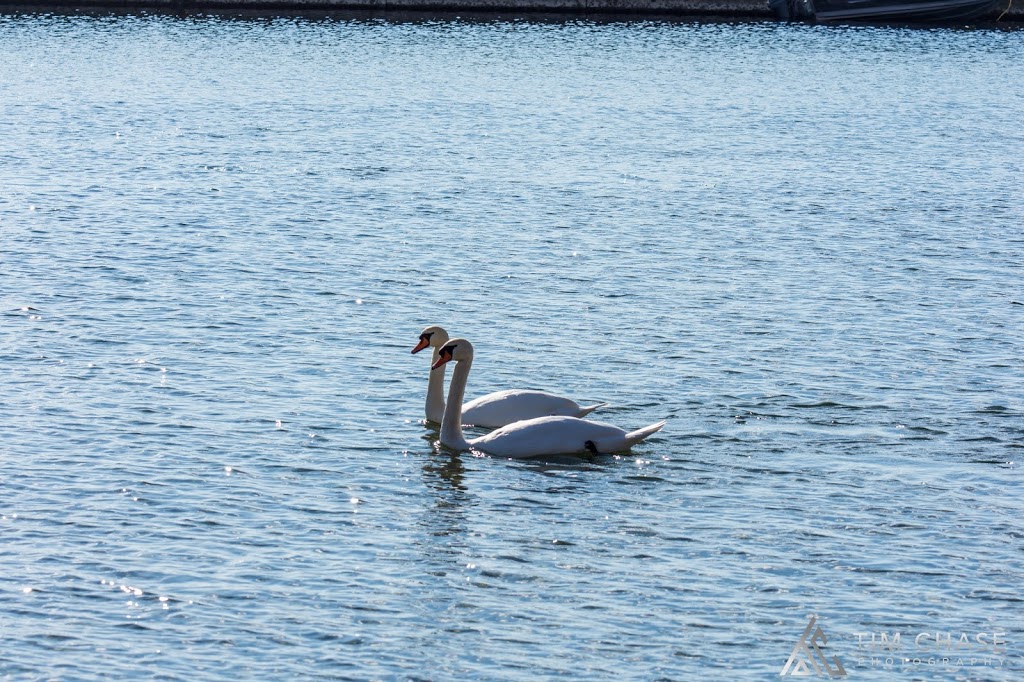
left=1, top=12, right=1023, bottom=680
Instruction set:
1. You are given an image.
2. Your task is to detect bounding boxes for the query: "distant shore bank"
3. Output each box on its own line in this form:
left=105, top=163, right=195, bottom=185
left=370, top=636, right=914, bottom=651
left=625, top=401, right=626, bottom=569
left=1, top=0, right=1021, bottom=21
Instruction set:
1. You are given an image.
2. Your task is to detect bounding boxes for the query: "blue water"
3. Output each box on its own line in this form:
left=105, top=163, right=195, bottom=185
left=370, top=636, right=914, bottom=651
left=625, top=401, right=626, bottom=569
left=1, top=12, right=1022, bottom=680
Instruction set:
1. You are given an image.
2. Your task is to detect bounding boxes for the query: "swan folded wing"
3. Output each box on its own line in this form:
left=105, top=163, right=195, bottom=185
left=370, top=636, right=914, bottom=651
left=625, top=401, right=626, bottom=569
left=471, top=416, right=630, bottom=459
left=462, top=389, right=586, bottom=428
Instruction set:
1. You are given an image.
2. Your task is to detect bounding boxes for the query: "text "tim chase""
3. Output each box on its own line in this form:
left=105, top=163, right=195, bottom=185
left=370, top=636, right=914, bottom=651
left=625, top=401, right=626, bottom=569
left=855, top=630, right=1007, bottom=654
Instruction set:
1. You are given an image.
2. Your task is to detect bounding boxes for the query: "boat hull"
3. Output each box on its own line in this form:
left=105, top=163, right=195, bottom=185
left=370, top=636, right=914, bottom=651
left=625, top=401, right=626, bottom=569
left=769, top=0, right=1000, bottom=21
left=815, top=0, right=1000, bottom=21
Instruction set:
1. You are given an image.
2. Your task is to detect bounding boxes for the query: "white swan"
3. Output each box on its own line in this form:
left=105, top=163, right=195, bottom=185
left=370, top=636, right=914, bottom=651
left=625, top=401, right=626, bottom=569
left=432, top=337, right=666, bottom=458
left=412, top=325, right=605, bottom=428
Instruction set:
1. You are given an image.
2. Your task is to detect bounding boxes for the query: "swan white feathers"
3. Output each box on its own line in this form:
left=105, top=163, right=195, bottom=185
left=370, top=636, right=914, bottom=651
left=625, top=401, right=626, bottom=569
left=432, top=337, right=666, bottom=458
left=412, top=325, right=604, bottom=427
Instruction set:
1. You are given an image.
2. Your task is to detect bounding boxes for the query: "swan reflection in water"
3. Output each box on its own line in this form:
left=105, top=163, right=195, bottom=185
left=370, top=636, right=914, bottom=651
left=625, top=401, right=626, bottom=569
left=418, top=433, right=472, bottom=560
left=421, top=432, right=469, bottom=493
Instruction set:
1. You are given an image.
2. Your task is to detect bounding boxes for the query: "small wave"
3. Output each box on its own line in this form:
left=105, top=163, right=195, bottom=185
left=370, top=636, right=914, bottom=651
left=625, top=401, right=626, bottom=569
left=976, top=405, right=1014, bottom=414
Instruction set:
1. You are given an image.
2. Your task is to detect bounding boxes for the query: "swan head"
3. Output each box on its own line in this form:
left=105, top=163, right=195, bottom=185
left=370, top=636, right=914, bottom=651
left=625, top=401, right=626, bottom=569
left=411, top=325, right=450, bottom=355
left=431, top=338, right=473, bottom=370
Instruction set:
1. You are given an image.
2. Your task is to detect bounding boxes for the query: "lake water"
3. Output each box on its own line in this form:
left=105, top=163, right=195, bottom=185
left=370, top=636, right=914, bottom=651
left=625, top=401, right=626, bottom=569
left=1, top=11, right=1022, bottom=680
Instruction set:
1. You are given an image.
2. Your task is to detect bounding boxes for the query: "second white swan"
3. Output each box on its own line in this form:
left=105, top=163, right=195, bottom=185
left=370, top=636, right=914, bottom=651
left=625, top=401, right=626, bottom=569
left=412, top=325, right=604, bottom=428
left=432, top=337, right=666, bottom=458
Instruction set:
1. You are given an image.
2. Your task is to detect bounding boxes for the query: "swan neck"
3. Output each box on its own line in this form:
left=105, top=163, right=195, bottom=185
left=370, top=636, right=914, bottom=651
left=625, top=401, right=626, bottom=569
left=425, top=346, right=446, bottom=424
left=440, top=357, right=472, bottom=450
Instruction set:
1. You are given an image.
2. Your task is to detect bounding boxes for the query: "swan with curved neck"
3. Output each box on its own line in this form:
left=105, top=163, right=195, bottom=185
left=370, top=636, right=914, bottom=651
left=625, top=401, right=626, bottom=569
left=412, top=325, right=605, bottom=427
left=432, top=338, right=665, bottom=458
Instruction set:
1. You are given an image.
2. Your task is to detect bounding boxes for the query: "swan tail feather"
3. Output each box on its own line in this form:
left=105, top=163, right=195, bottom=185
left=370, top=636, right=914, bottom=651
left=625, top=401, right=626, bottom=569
left=575, top=402, right=608, bottom=418
left=623, top=420, right=667, bottom=448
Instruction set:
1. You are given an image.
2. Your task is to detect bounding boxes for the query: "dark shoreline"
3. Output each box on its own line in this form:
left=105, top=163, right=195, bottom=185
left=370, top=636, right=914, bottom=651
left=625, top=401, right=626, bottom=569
left=1, top=0, right=1021, bottom=21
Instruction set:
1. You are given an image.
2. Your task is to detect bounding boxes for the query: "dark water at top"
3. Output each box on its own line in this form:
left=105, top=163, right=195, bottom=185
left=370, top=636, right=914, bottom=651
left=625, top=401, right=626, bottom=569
left=1, top=12, right=1022, bottom=680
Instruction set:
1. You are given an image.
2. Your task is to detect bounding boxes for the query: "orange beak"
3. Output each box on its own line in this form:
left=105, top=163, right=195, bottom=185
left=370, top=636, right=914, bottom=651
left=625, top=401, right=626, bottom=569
left=411, top=337, right=429, bottom=354
left=431, top=353, right=451, bottom=371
